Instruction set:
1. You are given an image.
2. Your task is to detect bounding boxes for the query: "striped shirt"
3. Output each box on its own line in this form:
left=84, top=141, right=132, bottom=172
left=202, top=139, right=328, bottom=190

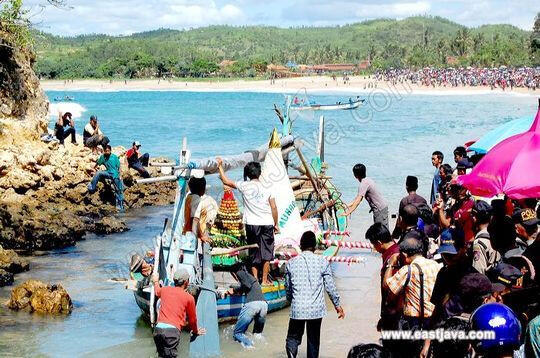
left=285, top=251, right=341, bottom=320
left=386, top=256, right=441, bottom=318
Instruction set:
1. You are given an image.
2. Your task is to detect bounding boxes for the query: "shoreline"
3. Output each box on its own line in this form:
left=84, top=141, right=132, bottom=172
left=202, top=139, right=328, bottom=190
left=41, top=76, right=537, bottom=97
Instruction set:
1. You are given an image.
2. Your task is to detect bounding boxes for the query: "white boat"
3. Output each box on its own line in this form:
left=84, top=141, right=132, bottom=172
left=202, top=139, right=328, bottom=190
left=290, top=98, right=364, bottom=111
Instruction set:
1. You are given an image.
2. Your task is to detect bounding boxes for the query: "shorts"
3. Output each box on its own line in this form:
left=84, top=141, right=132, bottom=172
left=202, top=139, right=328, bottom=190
left=245, top=224, right=275, bottom=264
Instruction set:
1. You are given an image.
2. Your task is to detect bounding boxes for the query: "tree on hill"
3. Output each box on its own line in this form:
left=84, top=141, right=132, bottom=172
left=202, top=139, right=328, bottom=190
left=531, top=12, right=540, bottom=66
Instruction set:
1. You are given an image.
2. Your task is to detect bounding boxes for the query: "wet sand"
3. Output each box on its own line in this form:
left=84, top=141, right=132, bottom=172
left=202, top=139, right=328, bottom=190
left=41, top=77, right=535, bottom=96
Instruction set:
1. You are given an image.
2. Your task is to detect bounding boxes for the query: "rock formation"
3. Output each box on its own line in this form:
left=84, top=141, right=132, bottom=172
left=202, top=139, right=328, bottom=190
left=0, top=29, right=177, bottom=284
left=7, top=279, right=72, bottom=314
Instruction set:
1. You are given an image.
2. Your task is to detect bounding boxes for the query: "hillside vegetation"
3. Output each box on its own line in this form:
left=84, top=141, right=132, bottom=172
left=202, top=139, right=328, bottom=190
left=32, top=15, right=539, bottom=79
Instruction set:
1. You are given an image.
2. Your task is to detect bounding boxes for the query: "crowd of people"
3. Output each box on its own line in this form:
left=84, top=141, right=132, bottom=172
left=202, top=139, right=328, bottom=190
left=341, top=146, right=539, bottom=357
left=52, top=112, right=152, bottom=212
left=375, top=67, right=540, bottom=91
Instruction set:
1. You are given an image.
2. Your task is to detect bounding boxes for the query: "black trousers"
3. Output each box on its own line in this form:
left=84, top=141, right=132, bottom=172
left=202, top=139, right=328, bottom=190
left=55, top=126, right=76, bottom=145
left=129, top=153, right=151, bottom=178
left=153, top=327, right=180, bottom=358
left=285, top=318, right=322, bottom=358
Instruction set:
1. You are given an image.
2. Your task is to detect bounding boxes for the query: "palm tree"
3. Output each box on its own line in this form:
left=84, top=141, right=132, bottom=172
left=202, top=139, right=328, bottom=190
left=452, top=28, right=472, bottom=56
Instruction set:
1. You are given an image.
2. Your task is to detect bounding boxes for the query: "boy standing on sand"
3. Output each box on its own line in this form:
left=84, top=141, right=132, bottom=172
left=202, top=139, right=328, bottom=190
left=215, top=158, right=279, bottom=285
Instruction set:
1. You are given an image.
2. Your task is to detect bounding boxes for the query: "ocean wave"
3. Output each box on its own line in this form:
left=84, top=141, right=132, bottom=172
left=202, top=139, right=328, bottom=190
left=48, top=102, right=87, bottom=119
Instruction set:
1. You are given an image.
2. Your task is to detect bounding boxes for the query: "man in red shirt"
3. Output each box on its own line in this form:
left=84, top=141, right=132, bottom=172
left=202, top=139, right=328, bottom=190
left=152, top=268, right=205, bottom=358
left=365, top=223, right=400, bottom=333
left=436, top=182, right=475, bottom=242
left=126, top=141, right=150, bottom=178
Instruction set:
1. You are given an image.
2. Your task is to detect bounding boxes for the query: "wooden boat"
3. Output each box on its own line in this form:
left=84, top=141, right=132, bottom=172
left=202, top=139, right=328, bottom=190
left=290, top=98, right=364, bottom=111
left=130, top=273, right=288, bottom=323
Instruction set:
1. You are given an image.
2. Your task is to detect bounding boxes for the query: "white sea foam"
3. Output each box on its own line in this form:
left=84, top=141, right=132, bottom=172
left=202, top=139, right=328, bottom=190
left=48, top=102, right=87, bottom=119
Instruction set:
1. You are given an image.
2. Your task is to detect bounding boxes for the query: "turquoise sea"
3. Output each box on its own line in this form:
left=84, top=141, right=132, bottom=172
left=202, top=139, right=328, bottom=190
left=0, top=89, right=536, bottom=357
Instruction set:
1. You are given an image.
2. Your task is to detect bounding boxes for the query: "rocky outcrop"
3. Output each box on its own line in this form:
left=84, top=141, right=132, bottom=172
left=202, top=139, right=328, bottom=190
left=0, top=143, right=175, bottom=251
left=0, top=28, right=176, bottom=284
left=7, top=279, right=72, bottom=314
left=0, top=245, right=29, bottom=273
left=0, top=29, right=48, bottom=140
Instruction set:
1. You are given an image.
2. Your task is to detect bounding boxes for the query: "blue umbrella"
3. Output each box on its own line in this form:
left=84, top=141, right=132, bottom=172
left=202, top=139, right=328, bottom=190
left=469, top=115, right=535, bottom=154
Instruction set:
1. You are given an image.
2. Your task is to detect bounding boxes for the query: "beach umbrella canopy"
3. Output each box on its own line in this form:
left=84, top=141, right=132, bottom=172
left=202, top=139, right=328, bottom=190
left=458, top=101, right=540, bottom=199
left=468, top=115, right=535, bottom=154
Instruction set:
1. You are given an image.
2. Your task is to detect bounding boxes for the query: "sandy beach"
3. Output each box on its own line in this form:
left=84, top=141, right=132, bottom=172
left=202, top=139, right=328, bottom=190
left=41, top=76, right=537, bottom=96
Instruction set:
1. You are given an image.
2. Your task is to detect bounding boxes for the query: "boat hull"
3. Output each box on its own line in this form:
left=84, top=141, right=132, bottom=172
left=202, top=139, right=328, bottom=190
left=134, top=280, right=289, bottom=323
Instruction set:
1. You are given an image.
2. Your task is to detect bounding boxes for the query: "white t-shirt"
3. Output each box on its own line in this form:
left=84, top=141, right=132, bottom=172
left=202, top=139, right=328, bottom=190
left=194, top=194, right=218, bottom=227
left=235, top=180, right=274, bottom=226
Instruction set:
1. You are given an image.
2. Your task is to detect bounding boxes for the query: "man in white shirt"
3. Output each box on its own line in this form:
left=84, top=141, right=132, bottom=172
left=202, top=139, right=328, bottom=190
left=216, top=158, right=279, bottom=285
left=83, top=115, right=109, bottom=152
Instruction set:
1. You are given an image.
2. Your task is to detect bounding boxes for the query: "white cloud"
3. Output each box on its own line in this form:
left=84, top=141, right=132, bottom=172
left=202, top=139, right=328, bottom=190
left=23, top=0, right=540, bottom=35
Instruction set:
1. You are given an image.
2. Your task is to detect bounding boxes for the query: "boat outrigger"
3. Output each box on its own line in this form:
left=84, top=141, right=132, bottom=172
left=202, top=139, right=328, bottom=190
left=126, top=96, right=372, bottom=356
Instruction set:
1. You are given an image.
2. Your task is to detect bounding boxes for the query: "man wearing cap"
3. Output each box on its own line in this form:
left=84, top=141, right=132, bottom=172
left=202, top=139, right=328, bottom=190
left=513, top=207, right=539, bottom=247
left=471, top=200, right=501, bottom=274
left=486, top=262, right=524, bottom=299
left=83, top=115, right=109, bottom=152
left=152, top=268, right=205, bottom=358
left=429, top=228, right=478, bottom=326
left=421, top=273, right=500, bottom=357
left=126, top=141, right=151, bottom=178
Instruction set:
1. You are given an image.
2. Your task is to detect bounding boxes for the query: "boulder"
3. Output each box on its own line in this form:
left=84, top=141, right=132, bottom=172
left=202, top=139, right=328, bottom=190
left=93, top=216, right=129, bottom=235
left=0, top=245, right=30, bottom=274
left=8, top=279, right=72, bottom=314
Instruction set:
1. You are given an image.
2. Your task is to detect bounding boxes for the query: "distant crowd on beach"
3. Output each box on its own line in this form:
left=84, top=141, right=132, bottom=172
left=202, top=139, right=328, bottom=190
left=375, top=67, right=540, bottom=91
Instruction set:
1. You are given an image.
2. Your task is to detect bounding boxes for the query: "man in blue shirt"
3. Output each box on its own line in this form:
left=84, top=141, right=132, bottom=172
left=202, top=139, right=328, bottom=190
left=430, top=151, right=444, bottom=205
left=285, top=231, right=344, bottom=358
left=88, top=144, right=124, bottom=211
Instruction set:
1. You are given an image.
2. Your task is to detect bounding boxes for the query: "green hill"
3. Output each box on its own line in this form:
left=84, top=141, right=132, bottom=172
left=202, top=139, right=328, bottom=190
left=32, top=15, right=535, bottom=79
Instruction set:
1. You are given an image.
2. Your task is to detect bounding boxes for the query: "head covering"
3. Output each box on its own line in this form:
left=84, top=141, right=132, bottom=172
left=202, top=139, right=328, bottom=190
left=406, top=175, right=418, bottom=188
left=456, top=159, right=468, bottom=170
left=459, top=273, right=501, bottom=298
left=173, top=267, right=190, bottom=283
left=437, top=227, right=464, bottom=255
left=512, top=208, right=539, bottom=226
left=487, top=262, right=523, bottom=289
left=133, top=141, right=141, bottom=147
left=130, top=254, right=143, bottom=272
left=470, top=303, right=521, bottom=353
left=90, top=115, right=97, bottom=121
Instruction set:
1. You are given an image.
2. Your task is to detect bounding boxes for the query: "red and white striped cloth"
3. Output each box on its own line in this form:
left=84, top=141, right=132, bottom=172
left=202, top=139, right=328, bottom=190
left=320, top=239, right=374, bottom=250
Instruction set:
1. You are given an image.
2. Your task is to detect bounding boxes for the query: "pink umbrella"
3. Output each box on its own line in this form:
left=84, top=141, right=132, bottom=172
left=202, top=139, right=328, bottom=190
left=458, top=100, right=540, bottom=199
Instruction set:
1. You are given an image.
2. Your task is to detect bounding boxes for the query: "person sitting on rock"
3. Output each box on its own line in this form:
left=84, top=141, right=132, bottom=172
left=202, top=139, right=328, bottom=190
left=83, top=115, right=109, bottom=153
left=54, top=111, right=77, bottom=145
left=87, top=144, right=124, bottom=212
left=126, top=141, right=150, bottom=178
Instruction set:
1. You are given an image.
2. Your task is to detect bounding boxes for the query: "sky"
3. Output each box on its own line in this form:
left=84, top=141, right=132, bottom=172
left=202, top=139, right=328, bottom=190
left=26, top=0, right=540, bottom=36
